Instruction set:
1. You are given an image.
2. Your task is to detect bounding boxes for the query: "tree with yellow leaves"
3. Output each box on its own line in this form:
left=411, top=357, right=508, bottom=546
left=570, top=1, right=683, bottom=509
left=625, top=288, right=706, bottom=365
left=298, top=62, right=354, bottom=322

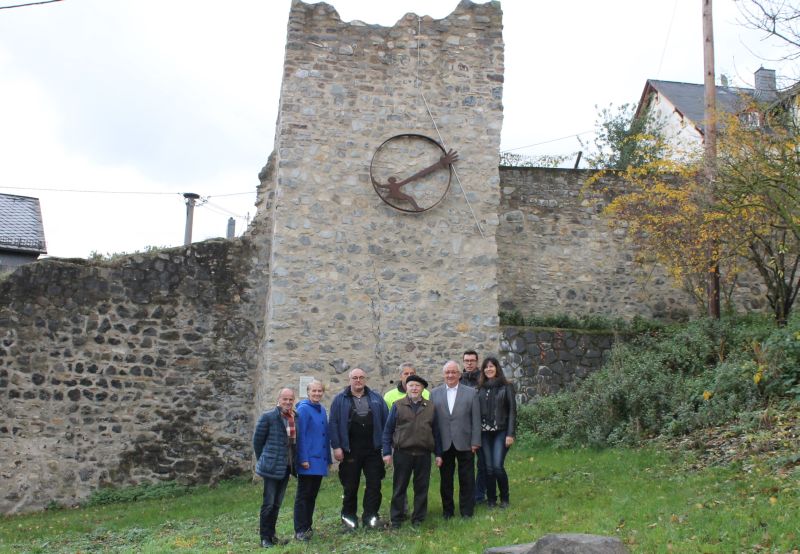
left=587, top=103, right=800, bottom=324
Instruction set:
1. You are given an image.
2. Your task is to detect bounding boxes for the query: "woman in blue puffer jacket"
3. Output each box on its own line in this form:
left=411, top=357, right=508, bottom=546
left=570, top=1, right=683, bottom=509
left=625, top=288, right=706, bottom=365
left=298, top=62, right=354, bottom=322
left=293, top=380, right=332, bottom=541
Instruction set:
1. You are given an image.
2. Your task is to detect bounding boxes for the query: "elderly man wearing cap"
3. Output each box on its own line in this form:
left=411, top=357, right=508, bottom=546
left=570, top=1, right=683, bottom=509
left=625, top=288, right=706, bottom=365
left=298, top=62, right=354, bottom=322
left=382, top=374, right=442, bottom=529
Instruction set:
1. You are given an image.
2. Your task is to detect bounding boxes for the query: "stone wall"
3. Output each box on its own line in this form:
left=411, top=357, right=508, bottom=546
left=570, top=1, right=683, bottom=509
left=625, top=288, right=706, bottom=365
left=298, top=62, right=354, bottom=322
left=496, top=167, right=693, bottom=321
left=255, top=0, right=505, bottom=410
left=496, top=167, right=768, bottom=320
left=498, top=326, right=615, bottom=404
left=0, top=238, right=265, bottom=513
left=0, top=1, right=779, bottom=516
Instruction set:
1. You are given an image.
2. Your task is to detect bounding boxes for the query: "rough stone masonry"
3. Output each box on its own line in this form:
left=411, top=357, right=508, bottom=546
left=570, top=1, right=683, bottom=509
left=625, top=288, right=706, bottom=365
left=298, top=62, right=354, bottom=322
left=0, top=0, right=505, bottom=514
left=253, top=0, right=505, bottom=411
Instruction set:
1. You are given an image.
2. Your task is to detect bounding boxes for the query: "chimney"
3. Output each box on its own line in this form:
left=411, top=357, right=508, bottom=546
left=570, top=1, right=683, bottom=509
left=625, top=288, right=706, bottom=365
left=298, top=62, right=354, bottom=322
left=754, top=67, right=777, bottom=101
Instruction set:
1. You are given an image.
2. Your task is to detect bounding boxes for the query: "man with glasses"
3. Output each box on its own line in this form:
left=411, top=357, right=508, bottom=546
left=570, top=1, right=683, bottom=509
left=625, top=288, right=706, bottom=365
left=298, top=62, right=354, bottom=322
left=460, top=350, right=486, bottom=504
left=329, top=367, right=389, bottom=531
left=460, top=350, right=480, bottom=388
left=431, top=360, right=481, bottom=519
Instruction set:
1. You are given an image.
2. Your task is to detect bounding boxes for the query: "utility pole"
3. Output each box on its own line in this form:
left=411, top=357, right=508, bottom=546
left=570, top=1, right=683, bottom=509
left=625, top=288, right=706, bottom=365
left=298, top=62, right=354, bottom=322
left=183, top=192, right=200, bottom=246
left=703, top=0, right=721, bottom=319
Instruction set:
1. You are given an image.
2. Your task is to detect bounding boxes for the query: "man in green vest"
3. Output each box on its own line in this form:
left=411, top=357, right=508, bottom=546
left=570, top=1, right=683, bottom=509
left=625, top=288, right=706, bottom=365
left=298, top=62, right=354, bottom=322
left=384, top=362, right=430, bottom=408
left=382, top=375, right=442, bottom=529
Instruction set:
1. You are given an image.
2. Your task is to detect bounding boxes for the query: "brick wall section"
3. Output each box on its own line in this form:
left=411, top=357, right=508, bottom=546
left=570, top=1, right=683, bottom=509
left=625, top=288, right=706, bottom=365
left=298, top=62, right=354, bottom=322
left=255, top=0, right=505, bottom=408
left=0, top=238, right=264, bottom=513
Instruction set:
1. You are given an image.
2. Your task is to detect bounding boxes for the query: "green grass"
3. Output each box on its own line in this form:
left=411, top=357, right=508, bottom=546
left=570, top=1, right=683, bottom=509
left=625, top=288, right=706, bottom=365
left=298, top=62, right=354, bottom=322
left=1, top=443, right=798, bottom=553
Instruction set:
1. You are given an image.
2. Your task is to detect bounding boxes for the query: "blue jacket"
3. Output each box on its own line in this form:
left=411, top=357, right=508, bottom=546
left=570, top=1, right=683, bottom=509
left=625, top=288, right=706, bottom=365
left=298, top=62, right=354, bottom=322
left=296, top=399, right=332, bottom=476
left=253, top=406, right=292, bottom=480
left=328, top=385, right=388, bottom=453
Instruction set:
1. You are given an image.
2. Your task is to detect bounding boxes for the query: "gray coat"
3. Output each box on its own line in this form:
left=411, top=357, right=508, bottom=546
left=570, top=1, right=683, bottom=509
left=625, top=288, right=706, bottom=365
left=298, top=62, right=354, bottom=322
left=430, top=383, right=481, bottom=452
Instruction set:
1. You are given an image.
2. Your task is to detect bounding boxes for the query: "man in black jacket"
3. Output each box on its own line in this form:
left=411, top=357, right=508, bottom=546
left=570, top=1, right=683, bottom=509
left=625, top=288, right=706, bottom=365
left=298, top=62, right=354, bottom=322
left=328, top=368, right=389, bottom=531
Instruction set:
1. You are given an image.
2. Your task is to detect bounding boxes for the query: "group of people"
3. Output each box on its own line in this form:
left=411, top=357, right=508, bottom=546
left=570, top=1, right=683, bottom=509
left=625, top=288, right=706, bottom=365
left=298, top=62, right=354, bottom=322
left=251, top=351, right=517, bottom=548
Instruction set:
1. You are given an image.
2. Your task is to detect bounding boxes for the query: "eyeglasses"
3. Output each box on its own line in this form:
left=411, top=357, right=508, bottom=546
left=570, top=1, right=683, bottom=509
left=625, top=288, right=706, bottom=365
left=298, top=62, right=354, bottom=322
left=350, top=376, right=366, bottom=381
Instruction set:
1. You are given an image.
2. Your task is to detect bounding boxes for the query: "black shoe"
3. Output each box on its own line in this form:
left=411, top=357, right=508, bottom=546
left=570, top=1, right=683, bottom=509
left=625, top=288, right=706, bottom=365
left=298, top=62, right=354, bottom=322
left=391, top=522, right=402, bottom=530
left=341, top=514, right=358, bottom=532
left=475, top=497, right=486, bottom=505
left=442, top=512, right=454, bottom=520
left=411, top=521, right=422, bottom=528
left=295, top=529, right=312, bottom=541
left=499, top=501, right=509, bottom=509
left=268, top=536, right=287, bottom=545
left=487, top=501, right=497, bottom=508
left=260, top=538, right=274, bottom=548
left=364, top=515, right=387, bottom=530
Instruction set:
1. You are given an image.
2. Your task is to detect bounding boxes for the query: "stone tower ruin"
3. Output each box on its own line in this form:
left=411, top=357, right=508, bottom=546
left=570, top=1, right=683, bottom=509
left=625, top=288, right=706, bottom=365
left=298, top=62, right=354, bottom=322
left=253, top=0, right=505, bottom=408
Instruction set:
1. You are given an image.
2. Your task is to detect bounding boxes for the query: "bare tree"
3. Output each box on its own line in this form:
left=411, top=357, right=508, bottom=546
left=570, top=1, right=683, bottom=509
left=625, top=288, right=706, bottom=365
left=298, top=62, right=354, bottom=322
left=737, top=0, right=800, bottom=58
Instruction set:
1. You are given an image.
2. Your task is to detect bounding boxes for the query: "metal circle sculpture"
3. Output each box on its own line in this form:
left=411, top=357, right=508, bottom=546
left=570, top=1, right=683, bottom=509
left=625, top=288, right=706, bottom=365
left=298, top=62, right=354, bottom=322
left=369, top=134, right=458, bottom=213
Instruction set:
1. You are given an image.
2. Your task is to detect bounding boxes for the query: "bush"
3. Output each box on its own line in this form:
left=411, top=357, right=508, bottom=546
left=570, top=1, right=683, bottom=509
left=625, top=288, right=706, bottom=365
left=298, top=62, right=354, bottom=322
left=516, top=316, right=797, bottom=447
left=84, top=481, right=191, bottom=507
left=762, top=317, right=800, bottom=400
left=499, top=311, right=665, bottom=334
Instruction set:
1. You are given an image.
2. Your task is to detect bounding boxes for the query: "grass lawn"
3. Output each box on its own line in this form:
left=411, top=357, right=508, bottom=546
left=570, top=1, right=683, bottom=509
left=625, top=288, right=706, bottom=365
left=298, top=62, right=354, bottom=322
left=1, top=443, right=797, bottom=553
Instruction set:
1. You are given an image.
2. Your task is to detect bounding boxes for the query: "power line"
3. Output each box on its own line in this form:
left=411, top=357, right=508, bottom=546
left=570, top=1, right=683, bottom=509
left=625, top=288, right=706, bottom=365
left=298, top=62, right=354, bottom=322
left=502, top=130, right=594, bottom=153
left=0, top=0, right=63, bottom=9
left=207, top=191, right=255, bottom=198
left=201, top=199, right=246, bottom=219
left=656, top=0, right=679, bottom=78
left=0, top=186, right=256, bottom=197
left=0, top=186, right=179, bottom=195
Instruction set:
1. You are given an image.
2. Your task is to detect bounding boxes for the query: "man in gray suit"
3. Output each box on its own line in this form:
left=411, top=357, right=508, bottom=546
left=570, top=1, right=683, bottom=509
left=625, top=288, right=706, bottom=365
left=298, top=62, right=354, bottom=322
left=431, top=360, right=481, bottom=519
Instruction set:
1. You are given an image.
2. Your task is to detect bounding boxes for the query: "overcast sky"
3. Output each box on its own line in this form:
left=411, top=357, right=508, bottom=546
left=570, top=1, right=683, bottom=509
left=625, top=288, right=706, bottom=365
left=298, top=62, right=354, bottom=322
left=0, top=0, right=795, bottom=259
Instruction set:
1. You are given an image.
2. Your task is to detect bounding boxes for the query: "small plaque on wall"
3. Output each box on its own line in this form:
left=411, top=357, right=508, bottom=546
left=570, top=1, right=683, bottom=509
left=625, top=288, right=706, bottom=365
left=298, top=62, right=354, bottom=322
left=298, top=375, right=316, bottom=398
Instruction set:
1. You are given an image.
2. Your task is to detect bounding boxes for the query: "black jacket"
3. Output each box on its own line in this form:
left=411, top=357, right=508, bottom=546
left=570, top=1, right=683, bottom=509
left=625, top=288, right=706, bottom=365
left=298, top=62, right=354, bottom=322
left=477, top=382, right=517, bottom=437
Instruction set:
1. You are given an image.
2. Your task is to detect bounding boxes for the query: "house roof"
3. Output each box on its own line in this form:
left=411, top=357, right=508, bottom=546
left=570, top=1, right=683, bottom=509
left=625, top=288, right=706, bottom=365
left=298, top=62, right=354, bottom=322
left=635, top=79, right=756, bottom=135
left=0, top=193, right=47, bottom=254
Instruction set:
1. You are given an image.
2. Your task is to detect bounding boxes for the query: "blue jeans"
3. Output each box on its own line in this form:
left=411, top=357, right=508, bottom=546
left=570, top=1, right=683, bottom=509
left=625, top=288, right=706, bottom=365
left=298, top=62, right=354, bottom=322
left=480, top=430, right=509, bottom=503
left=260, top=473, right=290, bottom=539
left=474, top=450, right=487, bottom=502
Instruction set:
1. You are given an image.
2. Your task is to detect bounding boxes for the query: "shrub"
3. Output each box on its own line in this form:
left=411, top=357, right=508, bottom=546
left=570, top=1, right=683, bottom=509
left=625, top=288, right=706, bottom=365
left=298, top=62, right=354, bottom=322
left=84, top=481, right=190, bottom=507
left=499, top=311, right=665, bottom=334
left=516, top=316, right=797, bottom=447
left=761, top=317, right=800, bottom=400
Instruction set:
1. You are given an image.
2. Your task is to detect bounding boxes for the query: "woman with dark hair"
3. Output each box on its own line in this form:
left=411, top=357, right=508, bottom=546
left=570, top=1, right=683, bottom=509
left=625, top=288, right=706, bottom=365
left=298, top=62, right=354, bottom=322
left=476, top=356, right=516, bottom=508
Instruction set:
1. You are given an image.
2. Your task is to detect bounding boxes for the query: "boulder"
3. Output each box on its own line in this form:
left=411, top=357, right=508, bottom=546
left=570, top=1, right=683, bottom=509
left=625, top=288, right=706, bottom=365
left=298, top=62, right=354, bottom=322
left=484, top=533, right=629, bottom=554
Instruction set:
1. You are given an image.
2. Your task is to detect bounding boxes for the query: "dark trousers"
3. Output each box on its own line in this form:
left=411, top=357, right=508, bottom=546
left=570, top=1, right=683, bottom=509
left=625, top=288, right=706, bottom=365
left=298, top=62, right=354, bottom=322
left=259, top=473, right=290, bottom=540
left=474, top=450, right=487, bottom=502
left=338, top=448, right=384, bottom=522
left=439, top=445, right=475, bottom=517
left=293, top=474, right=323, bottom=533
left=481, top=430, right=510, bottom=503
left=390, top=450, right=432, bottom=525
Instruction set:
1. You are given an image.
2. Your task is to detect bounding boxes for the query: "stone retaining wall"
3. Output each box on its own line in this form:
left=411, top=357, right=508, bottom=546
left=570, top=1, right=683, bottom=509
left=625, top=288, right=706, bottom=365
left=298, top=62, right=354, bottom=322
left=499, top=326, right=616, bottom=403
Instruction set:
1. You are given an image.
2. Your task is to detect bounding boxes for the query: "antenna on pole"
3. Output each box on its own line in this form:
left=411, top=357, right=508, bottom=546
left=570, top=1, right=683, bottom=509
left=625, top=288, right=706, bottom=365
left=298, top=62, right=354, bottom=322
left=183, top=192, right=200, bottom=246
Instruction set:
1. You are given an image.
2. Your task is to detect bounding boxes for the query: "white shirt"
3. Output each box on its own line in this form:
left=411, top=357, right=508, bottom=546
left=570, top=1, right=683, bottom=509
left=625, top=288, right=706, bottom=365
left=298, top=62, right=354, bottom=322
left=446, top=384, right=458, bottom=415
